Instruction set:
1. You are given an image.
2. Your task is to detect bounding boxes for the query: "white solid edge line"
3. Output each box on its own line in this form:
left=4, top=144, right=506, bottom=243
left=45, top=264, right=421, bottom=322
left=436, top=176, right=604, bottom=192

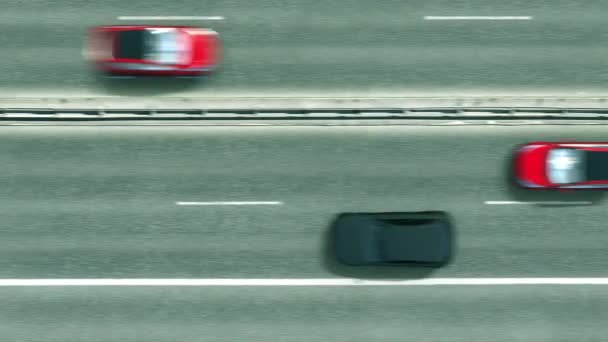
left=176, top=201, right=283, bottom=206
left=424, top=16, right=533, bottom=20
left=484, top=201, right=593, bottom=205
left=117, top=16, right=225, bottom=20
left=1, top=278, right=608, bottom=286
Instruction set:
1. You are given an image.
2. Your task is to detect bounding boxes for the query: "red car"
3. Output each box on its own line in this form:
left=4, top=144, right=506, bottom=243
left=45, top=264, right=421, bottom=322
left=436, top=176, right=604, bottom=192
left=514, top=141, right=608, bottom=189
left=85, top=25, right=220, bottom=76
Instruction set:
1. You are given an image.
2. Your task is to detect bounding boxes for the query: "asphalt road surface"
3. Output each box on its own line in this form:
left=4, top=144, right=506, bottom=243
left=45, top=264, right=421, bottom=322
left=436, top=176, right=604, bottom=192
left=2, top=0, right=608, bottom=97
left=1, top=124, right=608, bottom=340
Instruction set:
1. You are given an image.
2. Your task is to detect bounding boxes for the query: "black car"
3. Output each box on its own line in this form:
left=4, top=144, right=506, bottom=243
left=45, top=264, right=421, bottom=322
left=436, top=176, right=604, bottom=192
left=331, top=211, right=453, bottom=267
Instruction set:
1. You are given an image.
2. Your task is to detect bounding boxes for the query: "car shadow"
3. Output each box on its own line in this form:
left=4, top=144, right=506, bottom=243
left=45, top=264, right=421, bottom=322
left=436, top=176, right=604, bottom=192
left=92, top=71, right=204, bottom=96
left=321, top=215, right=437, bottom=280
left=504, top=147, right=604, bottom=206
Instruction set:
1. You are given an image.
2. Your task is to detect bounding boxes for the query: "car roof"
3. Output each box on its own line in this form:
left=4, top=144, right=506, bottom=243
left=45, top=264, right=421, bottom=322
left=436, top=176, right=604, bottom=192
left=585, top=150, right=608, bottom=181
left=115, top=29, right=147, bottom=59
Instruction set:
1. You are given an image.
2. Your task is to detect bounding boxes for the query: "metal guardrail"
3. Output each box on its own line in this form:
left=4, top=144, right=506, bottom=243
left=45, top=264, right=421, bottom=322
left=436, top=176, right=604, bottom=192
left=2, top=107, right=608, bottom=120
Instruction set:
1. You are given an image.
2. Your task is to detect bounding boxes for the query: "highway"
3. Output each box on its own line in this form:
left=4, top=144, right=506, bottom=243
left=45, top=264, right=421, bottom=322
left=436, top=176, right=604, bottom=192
left=1, top=123, right=608, bottom=340
left=2, top=0, right=608, bottom=338
left=2, top=0, right=608, bottom=97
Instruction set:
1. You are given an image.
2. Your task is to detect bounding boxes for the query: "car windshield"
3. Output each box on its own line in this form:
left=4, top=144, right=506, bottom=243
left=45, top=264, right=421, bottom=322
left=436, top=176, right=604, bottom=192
left=378, top=218, right=448, bottom=264
left=547, top=148, right=585, bottom=184
left=144, top=28, right=187, bottom=65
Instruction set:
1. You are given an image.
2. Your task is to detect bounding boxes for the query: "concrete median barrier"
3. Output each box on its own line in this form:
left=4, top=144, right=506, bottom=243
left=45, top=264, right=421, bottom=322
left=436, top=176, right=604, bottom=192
left=2, top=97, right=608, bottom=121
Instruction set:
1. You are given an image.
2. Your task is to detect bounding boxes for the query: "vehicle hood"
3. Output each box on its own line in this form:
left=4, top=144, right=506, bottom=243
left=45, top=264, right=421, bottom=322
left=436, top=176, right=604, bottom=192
left=514, top=143, right=552, bottom=187
left=188, top=29, right=220, bottom=68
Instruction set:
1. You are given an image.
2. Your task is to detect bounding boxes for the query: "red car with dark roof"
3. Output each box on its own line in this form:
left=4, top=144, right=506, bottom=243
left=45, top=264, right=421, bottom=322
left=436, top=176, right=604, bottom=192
left=85, top=25, right=220, bottom=76
left=514, top=141, right=608, bottom=189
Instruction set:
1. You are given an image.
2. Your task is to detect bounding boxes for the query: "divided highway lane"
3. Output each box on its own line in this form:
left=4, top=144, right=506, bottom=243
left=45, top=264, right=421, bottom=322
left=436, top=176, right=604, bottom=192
left=2, top=287, right=608, bottom=341
left=2, top=0, right=608, bottom=96
left=1, top=124, right=608, bottom=278
left=2, top=124, right=608, bottom=341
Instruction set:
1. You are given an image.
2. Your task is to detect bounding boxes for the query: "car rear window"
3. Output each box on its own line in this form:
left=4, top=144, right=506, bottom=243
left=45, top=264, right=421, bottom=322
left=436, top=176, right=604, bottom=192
left=116, top=30, right=147, bottom=59
left=585, top=151, right=608, bottom=181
